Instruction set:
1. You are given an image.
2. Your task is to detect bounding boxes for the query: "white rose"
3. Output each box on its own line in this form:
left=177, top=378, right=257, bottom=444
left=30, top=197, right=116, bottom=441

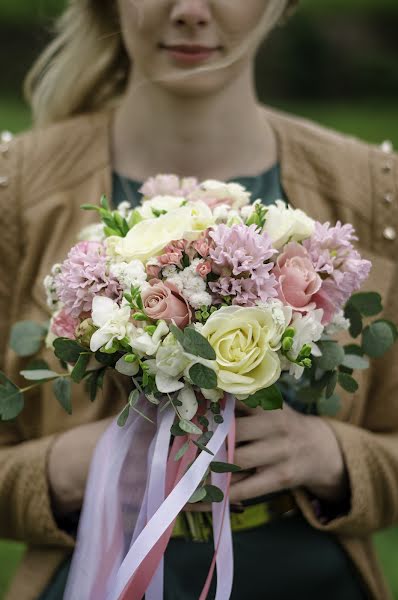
left=106, top=206, right=194, bottom=263
left=201, top=305, right=281, bottom=398
left=138, top=195, right=186, bottom=219
left=190, top=180, right=251, bottom=209
left=262, top=200, right=315, bottom=249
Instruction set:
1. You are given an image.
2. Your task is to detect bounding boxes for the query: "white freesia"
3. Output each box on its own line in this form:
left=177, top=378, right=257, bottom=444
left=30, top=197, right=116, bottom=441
left=117, top=201, right=134, bottom=220
left=78, top=222, right=106, bottom=243
left=177, top=384, right=198, bottom=421
left=115, top=356, right=139, bottom=377
left=109, top=259, right=148, bottom=291
left=190, top=180, right=251, bottom=209
left=138, top=195, right=186, bottom=219
left=262, top=200, right=315, bottom=249
left=187, top=200, right=215, bottom=238
left=284, top=309, right=324, bottom=379
left=257, top=299, right=293, bottom=350
left=90, top=297, right=135, bottom=352
left=201, top=305, right=281, bottom=398
left=130, top=320, right=169, bottom=357
left=106, top=206, right=204, bottom=263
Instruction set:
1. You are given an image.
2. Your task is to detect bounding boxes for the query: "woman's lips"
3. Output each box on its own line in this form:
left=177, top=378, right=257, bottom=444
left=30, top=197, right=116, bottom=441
left=161, top=44, right=220, bottom=65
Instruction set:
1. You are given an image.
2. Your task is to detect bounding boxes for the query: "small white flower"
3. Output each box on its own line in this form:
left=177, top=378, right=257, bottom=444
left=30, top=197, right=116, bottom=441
left=285, top=309, right=324, bottom=379
left=78, top=223, right=106, bottom=243
left=188, top=292, right=213, bottom=309
left=213, top=204, right=231, bottom=223
left=43, top=264, right=62, bottom=311
left=190, top=180, right=251, bottom=209
left=240, top=203, right=256, bottom=221
left=130, top=320, right=169, bottom=357
left=177, top=384, right=198, bottom=421
left=257, top=299, right=293, bottom=350
left=117, top=201, right=133, bottom=220
left=263, top=200, right=315, bottom=249
left=162, top=264, right=178, bottom=279
left=325, top=310, right=350, bottom=336
left=110, top=259, right=148, bottom=291
left=90, top=297, right=135, bottom=352
left=138, top=195, right=186, bottom=220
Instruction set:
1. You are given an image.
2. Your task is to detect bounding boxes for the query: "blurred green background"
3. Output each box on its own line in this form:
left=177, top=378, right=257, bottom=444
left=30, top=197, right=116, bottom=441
left=0, top=0, right=397, bottom=598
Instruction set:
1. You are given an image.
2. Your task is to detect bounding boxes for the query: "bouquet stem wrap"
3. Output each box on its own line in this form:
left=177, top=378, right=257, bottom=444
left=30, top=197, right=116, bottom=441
left=64, top=394, right=236, bottom=600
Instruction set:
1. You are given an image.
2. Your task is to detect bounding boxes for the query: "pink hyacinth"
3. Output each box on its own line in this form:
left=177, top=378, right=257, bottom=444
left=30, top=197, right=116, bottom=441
left=303, top=221, right=372, bottom=321
left=139, top=175, right=199, bottom=199
left=51, top=309, right=79, bottom=339
left=210, top=266, right=278, bottom=306
left=56, top=241, right=122, bottom=318
left=209, top=224, right=276, bottom=276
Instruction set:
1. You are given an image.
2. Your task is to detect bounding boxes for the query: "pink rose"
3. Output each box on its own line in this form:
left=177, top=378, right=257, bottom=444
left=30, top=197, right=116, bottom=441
left=51, top=309, right=79, bottom=339
left=273, top=242, right=322, bottom=312
left=142, top=280, right=192, bottom=328
left=196, top=260, right=212, bottom=279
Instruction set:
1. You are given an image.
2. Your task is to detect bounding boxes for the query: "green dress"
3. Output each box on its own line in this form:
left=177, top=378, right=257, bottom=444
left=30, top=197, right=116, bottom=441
left=38, top=165, right=366, bottom=599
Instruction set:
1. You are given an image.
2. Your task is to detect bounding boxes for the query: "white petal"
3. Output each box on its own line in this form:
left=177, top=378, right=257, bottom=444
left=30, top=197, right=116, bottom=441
left=91, top=296, right=117, bottom=327
left=90, top=329, right=111, bottom=352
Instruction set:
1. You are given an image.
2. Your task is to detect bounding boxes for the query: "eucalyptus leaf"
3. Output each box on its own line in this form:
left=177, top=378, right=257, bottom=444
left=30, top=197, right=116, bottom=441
left=343, top=344, right=363, bottom=357
left=20, top=369, right=60, bottom=381
left=210, top=461, right=242, bottom=473
left=344, top=304, right=363, bottom=338
left=0, top=372, right=24, bottom=420
left=341, top=354, right=369, bottom=370
left=179, top=419, right=203, bottom=435
left=317, top=393, right=341, bottom=417
left=170, top=421, right=186, bottom=437
left=182, top=327, right=216, bottom=360
left=169, top=324, right=185, bottom=346
left=203, top=484, right=224, bottom=503
left=348, top=292, right=383, bottom=317
left=362, top=322, right=395, bottom=358
left=53, top=378, right=72, bottom=414
left=174, top=440, right=190, bottom=462
left=193, top=440, right=214, bottom=456
left=296, top=386, right=323, bottom=404
left=70, top=353, right=91, bottom=383
left=373, top=319, right=398, bottom=342
left=189, top=487, right=207, bottom=504
left=10, top=321, right=47, bottom=357
left=316, top=341, right=345, bottom=371
left=54, top=338, right=87, bottom=364
left=26, top=359, right=50, bottom=371
left=117, top=404, right=130, bottom=427
left=325, top=371, right=338, bottom=399
left=338, top=372, right=359, bottom=393
left=243, top=384, right=283, bottom=411
left=189, top=363, right=217, bottom=389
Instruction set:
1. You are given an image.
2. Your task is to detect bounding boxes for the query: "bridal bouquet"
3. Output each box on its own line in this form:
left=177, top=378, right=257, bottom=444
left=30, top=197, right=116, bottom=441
left=2, top=175, right=397, bottom=600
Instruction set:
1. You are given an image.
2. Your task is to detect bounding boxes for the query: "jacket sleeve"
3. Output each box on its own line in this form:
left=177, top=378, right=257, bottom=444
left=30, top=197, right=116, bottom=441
left=0, top=135, right=74, bottom=548
left=294, top=149, right=398, bottom=537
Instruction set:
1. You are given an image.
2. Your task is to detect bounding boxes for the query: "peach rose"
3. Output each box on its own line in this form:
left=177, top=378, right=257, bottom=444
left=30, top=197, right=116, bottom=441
left=274, top=242, right=321, bottom=312
left=142, top=280, right=192, bottom=328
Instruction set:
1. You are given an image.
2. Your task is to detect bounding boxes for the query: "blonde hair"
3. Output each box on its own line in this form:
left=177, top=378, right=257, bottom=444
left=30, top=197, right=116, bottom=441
left=25, top=0, right=296, bottom=127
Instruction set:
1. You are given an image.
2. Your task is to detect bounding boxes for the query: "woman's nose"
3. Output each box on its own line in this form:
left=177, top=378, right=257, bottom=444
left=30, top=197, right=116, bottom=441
left=171, top=0, right=211, bottom=28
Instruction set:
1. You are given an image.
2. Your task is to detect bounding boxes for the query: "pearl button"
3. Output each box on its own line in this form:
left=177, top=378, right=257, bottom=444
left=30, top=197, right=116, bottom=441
left=383, top=226, right=397, bottom=241
left=381, top=140, right=393, bottom=154
left=0, top=131, right=13, bottom=144
left=384, top=192, right=394, bottom=204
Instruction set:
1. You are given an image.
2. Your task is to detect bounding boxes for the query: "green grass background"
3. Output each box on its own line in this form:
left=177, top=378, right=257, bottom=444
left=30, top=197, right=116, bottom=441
left=0, top=97, right=397, bottom=597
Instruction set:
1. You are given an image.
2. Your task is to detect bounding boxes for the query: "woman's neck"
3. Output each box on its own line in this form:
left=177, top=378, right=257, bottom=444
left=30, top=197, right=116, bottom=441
left=111, top=66, right=277, bottom=182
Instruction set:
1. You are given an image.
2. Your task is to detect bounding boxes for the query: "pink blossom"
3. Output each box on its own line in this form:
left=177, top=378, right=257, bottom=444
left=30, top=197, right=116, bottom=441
left=273, top=243, right=322, bottom=312
left=193, top=234, right=211, bottom=258
left=209, top=267, right=278, bottom=306
left=142, top=279, right=192, bottom=328
left=196, top=260, right=212, bottom=279
left=139, top=175, right=199, bottom=199
left=146, top=263, right=161, bottom=279
left=56, top=241, right=122, bottom=318
left=51, top=309, right=79, bottom=339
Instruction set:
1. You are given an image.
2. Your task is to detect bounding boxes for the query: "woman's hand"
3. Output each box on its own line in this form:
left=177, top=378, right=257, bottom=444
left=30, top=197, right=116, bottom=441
left=47, top=417, right=113, bottom=517
left=230, top=403, right=348, bottom=505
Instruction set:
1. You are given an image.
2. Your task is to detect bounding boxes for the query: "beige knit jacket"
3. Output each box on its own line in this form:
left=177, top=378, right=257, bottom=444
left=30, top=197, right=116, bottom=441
left=0, top=107, right=397, bottom=600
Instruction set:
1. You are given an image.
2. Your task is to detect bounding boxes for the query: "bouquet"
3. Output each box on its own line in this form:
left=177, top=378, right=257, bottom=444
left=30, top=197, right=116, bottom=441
left=2, top=174, right=397, bottom=600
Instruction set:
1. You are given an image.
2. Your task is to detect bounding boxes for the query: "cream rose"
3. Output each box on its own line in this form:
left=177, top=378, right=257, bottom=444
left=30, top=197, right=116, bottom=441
left=262, top=200, right=315, bottom=249
left=138, top=195, right=186, bottom=219
left=201, top=306, right=281, bottom=398
left=106, top=206, right=195, bottom=263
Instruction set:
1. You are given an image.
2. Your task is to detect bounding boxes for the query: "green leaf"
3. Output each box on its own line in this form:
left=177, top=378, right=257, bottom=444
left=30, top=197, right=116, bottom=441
left=179, top=419, right=203, bottom=435
left=343, top=344, right=363, bottom=357
left=25, top=359, right=50, bottom=370
left=189, top=487, right=207, bottom=504
left=128, top=389, right=140, bottom=407
left=296, top=386, right=323, bottom=404
left=193, top=440, right=214, bottom=455
left=189, top=364, right=217, bottom=389
left=0, top=372, right=24, bottom=420
left=338, top=372, right=359, bottom=393
left=53, top=378, right=72, bottom=414
left=170, top=324, right=185, bottom=346
left=20, top=369, right=60, bottom=381
left=86, top=367, right=106, bottom=402
left=316, top=341, right=345, bottom=371
left=117, top=404, right=130, bottom=427
left=182, top=327, right=216, bottom=360
left=243, top=384, right=283, bottom=411
left=348, top=292, right=383, bottom=317
left=203, top=484, right=224, bottom=503
left=53, top=338, right=87, bottom=363
left=174, top=440, right=190, bottom=462
left=100, top=194, right=110, bottom=210
left=9, top=321, right=47, bottom=357
left=325, top=370, right=338, bottom=398
left=341, top=354, right=370, bottom=370
left=317, top=393, right=341, bottom=416
left=95, top=350, right=119, bottom=366
left=362, top=321, right=396, bottom=358
left=210, top=461, right=242, bottom=473
left=373, top=319, right=398, bottom=342
left=344, top=304, right=363, bottom=338
left=170, top=421, right=186, bottom=437
left=80, top=203, right=101, bottom=211
left=198, top=415, right=209, bottom=428
left=214, top=414, right=224, bottom=424
left=70, top=353, right=91, bottom=383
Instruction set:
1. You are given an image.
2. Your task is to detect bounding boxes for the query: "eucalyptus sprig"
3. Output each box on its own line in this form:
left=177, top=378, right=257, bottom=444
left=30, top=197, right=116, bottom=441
left=81, top=195, right=131, bottom=238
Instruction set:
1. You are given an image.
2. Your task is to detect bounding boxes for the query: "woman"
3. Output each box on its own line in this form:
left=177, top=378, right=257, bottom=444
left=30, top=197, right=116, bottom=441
left=0, top=1, right=397, bottom=599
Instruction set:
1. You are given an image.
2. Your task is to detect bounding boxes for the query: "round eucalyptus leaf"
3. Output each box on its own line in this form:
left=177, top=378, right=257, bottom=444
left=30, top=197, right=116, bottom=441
left=362, top=322, right=395, bottom=358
